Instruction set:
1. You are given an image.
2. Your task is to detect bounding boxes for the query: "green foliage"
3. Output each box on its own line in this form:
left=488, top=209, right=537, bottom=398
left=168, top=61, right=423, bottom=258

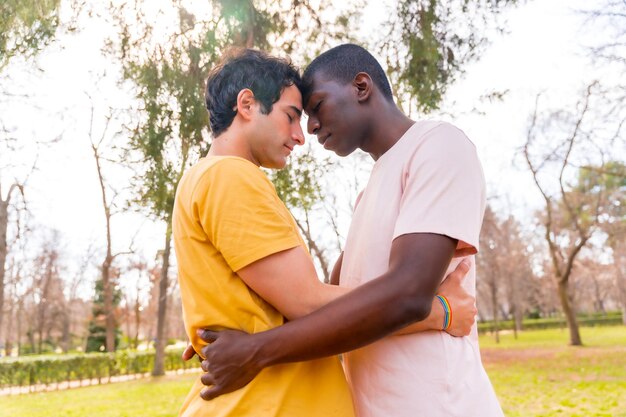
left=270, top=147, right=331, bottom=211
left=478, top=311, right=624, bottom=334
left=0, top=0, right=61, bottom=68
left=575, top=161, right=626, bottom=230
left=0, top=348, right=197, bottom=389
left=382, top=0, right=519, bottom=112
left=85, top=278, right=122, bottom=352
left=109, top=1, right=359, bottom=221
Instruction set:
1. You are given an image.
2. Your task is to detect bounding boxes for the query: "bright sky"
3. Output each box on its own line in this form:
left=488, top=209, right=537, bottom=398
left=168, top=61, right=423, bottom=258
left=0, top=0, right=619, bottom=296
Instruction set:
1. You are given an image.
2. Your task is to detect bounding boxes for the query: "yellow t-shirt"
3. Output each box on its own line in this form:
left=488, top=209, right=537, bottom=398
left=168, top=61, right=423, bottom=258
left=173, top=156, right=354, bottom=417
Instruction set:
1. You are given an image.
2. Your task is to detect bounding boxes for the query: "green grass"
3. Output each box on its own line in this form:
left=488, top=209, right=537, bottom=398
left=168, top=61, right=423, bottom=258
left=0, top=373, right=199, bottom=417
left=479, top=325, right=626, bottom=349
left=1, top=327, right=625, bottom=417
left=479, top=326, right=626, bottom=417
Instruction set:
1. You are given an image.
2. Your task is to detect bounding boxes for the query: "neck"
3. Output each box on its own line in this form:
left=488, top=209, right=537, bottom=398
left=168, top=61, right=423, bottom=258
left=361, top=101, right=415, bottom=161
left=208, top=129, right=258, bottom=166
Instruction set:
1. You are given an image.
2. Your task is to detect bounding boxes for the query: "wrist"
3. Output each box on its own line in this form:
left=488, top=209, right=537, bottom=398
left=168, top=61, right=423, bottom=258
left=435, top=295, right=451, bottom=331
left=254, top=330, right=280, bottom=368
left=428, top=297, right=444, bottom=330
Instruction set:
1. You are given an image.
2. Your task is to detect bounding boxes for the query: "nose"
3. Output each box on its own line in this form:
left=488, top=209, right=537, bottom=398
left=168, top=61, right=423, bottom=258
left=292, top=122, right=305, bottom=146
left=307, top=115, right=320, bottom=135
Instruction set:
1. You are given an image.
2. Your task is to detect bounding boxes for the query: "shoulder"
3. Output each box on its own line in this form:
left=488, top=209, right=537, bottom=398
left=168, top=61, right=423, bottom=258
left=195, top=156, right=268, bottom=188
left=419, top=121, right=476, bottom=149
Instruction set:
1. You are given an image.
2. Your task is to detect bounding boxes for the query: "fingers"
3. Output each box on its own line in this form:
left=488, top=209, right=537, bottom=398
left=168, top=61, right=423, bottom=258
left=201, top=359, right=210, bottom=372
left=200, top=386, right=222, bottom=401
left=197, top=329, right=220, bottom=343
left=200, top=371, right=216, bottom=386
left=450, top=258, right=472, bottom=281
left=182, top=344, right=196, bottom=361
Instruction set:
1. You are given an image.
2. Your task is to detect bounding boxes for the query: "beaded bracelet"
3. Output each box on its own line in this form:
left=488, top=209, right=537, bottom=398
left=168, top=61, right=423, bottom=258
left=435, top=295, right=452, bottom=330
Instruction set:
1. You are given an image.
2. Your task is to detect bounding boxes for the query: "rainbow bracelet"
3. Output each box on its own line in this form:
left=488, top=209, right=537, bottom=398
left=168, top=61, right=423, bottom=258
left=435, top=295, right=452, bottom=330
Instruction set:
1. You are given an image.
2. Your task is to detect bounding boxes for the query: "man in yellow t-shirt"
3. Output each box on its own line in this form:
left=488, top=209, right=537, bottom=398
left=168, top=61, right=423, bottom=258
left=173, top=49, right=476, bottom=416
left=173, top=49, right=354, bottom=417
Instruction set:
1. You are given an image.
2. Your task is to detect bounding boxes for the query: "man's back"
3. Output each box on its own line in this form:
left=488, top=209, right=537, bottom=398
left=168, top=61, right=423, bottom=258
left=173, top=156, right=354, bottom=417
left=340, top=121, right=502, bottom=417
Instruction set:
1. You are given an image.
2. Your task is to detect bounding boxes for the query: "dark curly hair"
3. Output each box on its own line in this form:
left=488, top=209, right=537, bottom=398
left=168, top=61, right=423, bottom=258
left=205, top=49, right=303, bottom=137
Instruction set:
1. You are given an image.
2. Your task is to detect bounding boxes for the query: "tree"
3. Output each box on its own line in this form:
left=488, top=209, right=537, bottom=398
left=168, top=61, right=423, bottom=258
left=380, top=0, right=520, bottom=113
left=477, top=205, right=535, bottom=341
left=0, top=181, right=24, bottom=349
left=88, top=107, right=134, bottom=352
left=29, top=231, right=66, bottom=354
left=584, top=162, right=626, bottom=322
left=0, top=0, right=61, bottom=69
left=523, top=83, right=625, bottom=345
left=271, top=147, right=336, bottom=281
left=85, top=270, right=122, bottom=352
left=106, top=0, right=525, bottom=373
left=106, top=0, right=358, bottom=376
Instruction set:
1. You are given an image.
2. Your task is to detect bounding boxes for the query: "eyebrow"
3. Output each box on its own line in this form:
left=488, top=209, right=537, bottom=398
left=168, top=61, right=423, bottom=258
left=288, top=105, right=302, bottom=118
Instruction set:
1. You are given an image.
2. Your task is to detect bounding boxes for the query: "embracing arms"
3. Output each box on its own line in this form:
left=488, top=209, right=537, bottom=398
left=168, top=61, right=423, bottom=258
left=196, top=232, right=465, bottom=399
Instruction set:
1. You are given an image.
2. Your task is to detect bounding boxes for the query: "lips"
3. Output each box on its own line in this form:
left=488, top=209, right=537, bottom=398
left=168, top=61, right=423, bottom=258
left=318, top=134, right=331, bottom=146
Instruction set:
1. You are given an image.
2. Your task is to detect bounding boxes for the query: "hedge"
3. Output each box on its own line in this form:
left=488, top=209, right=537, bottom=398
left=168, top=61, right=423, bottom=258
left=0, top=348, right=200, bottom=390
left=478, top=311, right=624, bottom=333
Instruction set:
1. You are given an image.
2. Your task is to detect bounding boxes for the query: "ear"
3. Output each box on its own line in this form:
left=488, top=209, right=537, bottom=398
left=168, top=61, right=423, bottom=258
left=353, top=72, right=373, bottom=103
left=235, top=88, right=256, bottom=120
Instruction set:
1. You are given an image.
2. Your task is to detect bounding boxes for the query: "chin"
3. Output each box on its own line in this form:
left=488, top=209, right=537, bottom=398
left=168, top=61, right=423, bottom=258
left=334, top=148, right=354, bottom=157
left=264, top=159, right=287, bottom=170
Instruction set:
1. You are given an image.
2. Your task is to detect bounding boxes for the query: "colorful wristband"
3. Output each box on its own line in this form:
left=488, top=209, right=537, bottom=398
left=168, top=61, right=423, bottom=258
left=435, top=295, right=452, bottom=330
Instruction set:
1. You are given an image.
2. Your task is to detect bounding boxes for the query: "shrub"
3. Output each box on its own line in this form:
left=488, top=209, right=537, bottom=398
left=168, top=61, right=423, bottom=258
left=0, top=348, right=199, bottom=389
left=478, top=311, right=623, bottom=334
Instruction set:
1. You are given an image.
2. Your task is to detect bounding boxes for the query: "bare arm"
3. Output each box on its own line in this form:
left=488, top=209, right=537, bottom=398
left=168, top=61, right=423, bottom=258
left=198, top=232, right=456, bottom=399
left=181, top=250, right=475, bottom=363
left=236, top=246, right=349, bottom=320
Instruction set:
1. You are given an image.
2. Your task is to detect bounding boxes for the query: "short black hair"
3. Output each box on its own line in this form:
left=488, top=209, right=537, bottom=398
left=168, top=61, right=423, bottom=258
left=302, top=44, right=394, bottom=103
left=205, top=49, right=302, bottom=136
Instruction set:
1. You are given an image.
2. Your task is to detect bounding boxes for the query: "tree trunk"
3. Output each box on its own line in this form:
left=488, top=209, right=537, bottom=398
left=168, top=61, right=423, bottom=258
left=614, top=260, right=626, bottom=325
left=103, top=258, right=115, bottom=352
left=152, top=226, right=172, bottom=376
left=514, top=303, right=523, bottom=334
left=61, top=311, right=70, bottom=353
left=490, top=282, right=499, bottom=344
left=0, top=198, right=8, bottom=345
left=4, top=295, right=13, bottom=356
left=134, top=293, right=141, bottom=349
left=557, top=279, right=582, bottom=346
left=511, top=305, right=518, bottom=340
left=16, top=299, right=23, bottom=356
left=295, top=217, right=330, bottom=283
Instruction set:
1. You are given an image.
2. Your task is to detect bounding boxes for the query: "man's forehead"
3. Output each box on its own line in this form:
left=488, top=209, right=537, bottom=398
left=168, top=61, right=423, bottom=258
left=304, top=73, right=341, bottom=106
left=279, top=85, right=303, bottom=110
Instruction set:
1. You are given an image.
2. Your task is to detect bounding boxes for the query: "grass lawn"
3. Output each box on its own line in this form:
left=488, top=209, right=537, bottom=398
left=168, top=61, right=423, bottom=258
left=1, top=326, right=625, bottom=417
left=480, top=326, right=626, bottom=417
left=0, top=372, right=199, bottom=417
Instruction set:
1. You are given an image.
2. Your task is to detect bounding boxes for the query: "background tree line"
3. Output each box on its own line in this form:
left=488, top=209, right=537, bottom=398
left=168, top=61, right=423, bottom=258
left=0, top=0, right=624, bottom=381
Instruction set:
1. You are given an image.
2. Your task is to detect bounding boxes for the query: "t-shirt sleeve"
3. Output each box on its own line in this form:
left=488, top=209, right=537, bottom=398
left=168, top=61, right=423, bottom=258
left=192, top=159, right=301, bottom=271
left=392, top=123, right=486, bottom=256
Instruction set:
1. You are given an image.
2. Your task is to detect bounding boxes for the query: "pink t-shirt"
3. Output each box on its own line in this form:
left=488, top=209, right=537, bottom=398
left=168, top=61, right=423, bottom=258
left=340, top=121, right=503, bottom=417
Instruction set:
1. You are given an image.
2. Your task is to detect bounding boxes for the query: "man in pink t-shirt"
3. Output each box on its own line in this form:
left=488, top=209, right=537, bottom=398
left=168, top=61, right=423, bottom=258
left=196, top=44, right=504, bottom=416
